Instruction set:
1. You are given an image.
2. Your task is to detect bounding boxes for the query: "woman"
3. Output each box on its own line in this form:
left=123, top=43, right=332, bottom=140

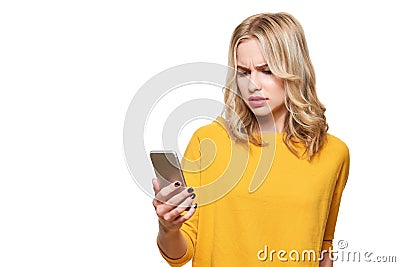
left=152, top=12, right=349, bottom=267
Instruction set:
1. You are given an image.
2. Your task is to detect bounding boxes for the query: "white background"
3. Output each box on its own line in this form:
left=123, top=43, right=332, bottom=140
left=1, top=0, right=399, bottom=266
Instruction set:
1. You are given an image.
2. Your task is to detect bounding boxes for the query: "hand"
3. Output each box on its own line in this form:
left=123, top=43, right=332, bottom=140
left=152, top=179, right=197, bottom=233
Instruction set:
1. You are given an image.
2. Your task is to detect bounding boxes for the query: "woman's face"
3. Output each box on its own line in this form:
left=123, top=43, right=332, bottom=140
left=236, top=38, right=286, bottom=120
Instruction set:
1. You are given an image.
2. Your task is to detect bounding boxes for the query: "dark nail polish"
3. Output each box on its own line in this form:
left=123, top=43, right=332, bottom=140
left=193, top=203, right=198, bottom=209
left=190, top=193, right=196, bottom=199
left=174, top=181, right=180, bottom=187
left=187, top=187, right=194, bottom=193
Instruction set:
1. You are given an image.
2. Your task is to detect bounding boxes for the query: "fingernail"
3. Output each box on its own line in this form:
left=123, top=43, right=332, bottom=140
left=190, top=193, right=196, bottom=199
left=174, top=181, right=180, bottom=187
left=193, top=203, right=198, bottom=209
left=187, top=187, right=194, bottom=193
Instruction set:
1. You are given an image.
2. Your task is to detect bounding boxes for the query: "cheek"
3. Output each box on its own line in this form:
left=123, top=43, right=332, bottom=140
left=277, top=81, right=285, bottom=100
left=271, top=89, right=285, bottom=103
left=262, top=78, right=284, bottom=97
left=236, top=78, right=248, bottom=94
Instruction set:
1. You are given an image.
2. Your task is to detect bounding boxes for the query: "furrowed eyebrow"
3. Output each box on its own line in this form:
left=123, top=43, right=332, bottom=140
left=236, top=65, right=250, bottom=71
left=255, top=64, right=269, bottom=70
left=236, top=64, right=269, bottom=71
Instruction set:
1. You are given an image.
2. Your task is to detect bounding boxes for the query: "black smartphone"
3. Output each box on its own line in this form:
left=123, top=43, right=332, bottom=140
left=150, top=150, right=187, bottom=189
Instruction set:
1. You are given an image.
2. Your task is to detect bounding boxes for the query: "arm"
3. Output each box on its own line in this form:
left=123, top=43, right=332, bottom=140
left=320, top=144, right=350, bottom=266
left=153, top=179, right=196, bottom=259
left=319, top=252, right=333, bottom=267
left=153, top=131, right=202, bottom=266
left=153, top=178, right=197, bottom=259
left=157, top=226, right=188, bottom=260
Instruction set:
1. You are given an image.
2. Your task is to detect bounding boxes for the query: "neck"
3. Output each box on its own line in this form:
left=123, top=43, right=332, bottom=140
left=257, top=109, right=288, bottom=133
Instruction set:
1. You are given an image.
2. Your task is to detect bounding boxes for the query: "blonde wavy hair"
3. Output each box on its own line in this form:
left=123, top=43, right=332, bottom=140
left=223, top=12, right=328, bottom=160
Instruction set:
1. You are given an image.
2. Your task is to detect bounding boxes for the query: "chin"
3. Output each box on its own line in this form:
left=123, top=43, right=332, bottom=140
left=253, top=111, right=272, bottom=117
left=250, top=107, right=272, bottom=117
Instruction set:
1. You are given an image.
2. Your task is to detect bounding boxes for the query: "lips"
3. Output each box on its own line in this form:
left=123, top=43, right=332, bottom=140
left=248, top=95, right=269, bottom=107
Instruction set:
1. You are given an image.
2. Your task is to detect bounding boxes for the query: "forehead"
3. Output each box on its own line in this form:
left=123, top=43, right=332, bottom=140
left=236, top=38, right=267, bottom=66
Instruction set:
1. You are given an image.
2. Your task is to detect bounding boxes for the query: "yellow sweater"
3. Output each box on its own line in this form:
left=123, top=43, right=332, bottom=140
left=158, top=117, right=350, bottom=267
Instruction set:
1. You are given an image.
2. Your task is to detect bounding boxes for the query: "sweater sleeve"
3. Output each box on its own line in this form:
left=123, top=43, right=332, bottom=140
left=158, top=131, right=202, bottom=267
left=321, top=144, right=350, bottom=252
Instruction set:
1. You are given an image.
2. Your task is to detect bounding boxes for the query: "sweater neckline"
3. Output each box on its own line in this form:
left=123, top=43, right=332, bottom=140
left=215, top=116, right=286, bottom=136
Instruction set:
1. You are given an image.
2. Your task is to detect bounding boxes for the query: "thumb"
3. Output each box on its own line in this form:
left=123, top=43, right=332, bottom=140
left=152, top=178, right=160, bottom=195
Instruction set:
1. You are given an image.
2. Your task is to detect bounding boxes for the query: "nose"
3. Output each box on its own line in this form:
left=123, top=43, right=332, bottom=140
left=248, top=73, right=261, bottom=93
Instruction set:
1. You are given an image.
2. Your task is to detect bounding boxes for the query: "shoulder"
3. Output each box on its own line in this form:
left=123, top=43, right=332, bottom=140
left=184, top=116, right=231, bottom=157
left=324, top=133, right=350, bottom=162
left=191, top=116, right=230, bottom=141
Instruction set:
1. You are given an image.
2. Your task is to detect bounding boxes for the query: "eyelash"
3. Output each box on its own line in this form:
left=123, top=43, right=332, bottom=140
left=237, top=70, right=272, bottom=76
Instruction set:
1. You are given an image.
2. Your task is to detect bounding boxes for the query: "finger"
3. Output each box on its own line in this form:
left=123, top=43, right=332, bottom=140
left=174, top=203, right=197, bottom=224
left=152, top=197, right=162, bottom=209
left=162, top=194, right=196, bottom=221
left=156, top=187, right=195, bottom=217
left=155, top=188, right=189, bottom=217
left=152, top=178, right=160, bottom=195
left=155, top=180, right=184, bottom=202
left=164, top=187, right=195, bottom=207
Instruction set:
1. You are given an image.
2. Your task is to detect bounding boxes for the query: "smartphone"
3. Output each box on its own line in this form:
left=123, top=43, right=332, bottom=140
left=150, top=150, right=187, bottom=189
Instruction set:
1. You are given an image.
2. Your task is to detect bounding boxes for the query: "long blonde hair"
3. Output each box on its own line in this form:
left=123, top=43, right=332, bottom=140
left=223, top=12, right=328, bottom=160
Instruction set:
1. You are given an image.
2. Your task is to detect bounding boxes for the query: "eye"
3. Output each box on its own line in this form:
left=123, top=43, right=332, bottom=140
left=237, top=70, right=249, bottom=76
left=262, top=70, right=272, bottom=75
